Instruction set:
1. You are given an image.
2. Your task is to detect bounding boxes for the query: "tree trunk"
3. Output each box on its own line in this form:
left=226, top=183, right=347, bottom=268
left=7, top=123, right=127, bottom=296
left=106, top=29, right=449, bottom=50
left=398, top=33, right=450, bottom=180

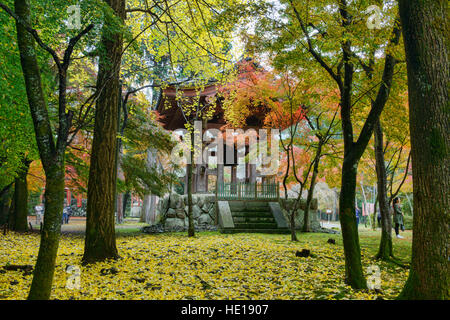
left=122, top=191, right=130, bottom=218
left=0, top=183, right=13, bottom=226
left=140, top=194, right=156, bottom=224
left=303, top=145, right=322, bottom=232
left=12, top=0, right=67, bottom=300
left=282, top=145, right=297, bottom=241
left=114, top=81, right=123, bottom=224
left=289, top=209, right=298, bottom=241
left=28, top=164, right=65, bottom=299
left=373, top=193, right=378, bottom=230
left=11, top=160, right=31, bottom=232
left=339, top=157, right=367, bottom=289
left=398, top=0, right=449, bottom=300
left=187, top=132, right=195, bottom=237
left=336, top=13, right=400, bottom=289
left=374, top=120, right=393, bottom=260
left=83, top=0, right=125, bottom=264
left=139, top=195, right=150, bottom=223
left=149, top=195, right=157, bottom=224
left=116, top=193, right=123, bottom=224
left=140, top=149, right=157, bottom=224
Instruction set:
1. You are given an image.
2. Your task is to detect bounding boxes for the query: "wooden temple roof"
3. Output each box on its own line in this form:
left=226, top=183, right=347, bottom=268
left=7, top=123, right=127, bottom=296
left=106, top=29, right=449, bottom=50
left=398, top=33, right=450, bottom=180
left=155, top=82, right=227, bottom=131
left=155, top=59, right=268, bottom=132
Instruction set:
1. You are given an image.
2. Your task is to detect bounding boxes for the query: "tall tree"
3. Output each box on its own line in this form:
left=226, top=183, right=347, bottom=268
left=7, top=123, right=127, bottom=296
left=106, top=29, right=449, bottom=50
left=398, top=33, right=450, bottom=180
left=245, top=0, right=402, bottom=286
left=397, top=0, right=449, bottom=299
left=83, top=0, right=126, bottom=263
left=374, top=119, right=411, bottom=261
left=0, top=0, right=94, bottom=299
left=285, top=0, right=402, bottom=288
left=373, top=120, right=393, bottom=259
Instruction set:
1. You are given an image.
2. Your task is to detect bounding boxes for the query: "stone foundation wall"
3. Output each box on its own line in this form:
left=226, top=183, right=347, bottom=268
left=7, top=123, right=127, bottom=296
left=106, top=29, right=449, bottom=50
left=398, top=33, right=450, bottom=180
left=279, top=198, right=321, bottom=231
left=155, top=193, right=322, bottom=232
left=156, top=193, right=217, bottom=231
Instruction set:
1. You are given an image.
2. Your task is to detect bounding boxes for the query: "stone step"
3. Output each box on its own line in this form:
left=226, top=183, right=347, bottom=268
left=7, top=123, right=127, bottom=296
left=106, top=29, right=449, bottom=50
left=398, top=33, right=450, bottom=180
left=220, top=228, right=290, bottom=234
left=228, top=202, right=269, bottom=211
left=231, top=211, right=274, bottom=218
left=233, top=223, right=278, bottom=229
left=232, top=217, right=275, bottom=223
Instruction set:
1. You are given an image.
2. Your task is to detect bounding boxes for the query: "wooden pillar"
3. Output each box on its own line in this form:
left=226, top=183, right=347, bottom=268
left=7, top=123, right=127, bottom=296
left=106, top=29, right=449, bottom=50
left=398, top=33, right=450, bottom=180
left=231, top=166, right=237, bottom=183
left=231, top=166, right=237, bottom=194
left=197, top=165, right=208, bottom=193
left=66, top=189, right=71, bottom=205
left=249, top=163, right=256, bottom=184
left=217, top=164, right=224, bottom=183
left=217, top=164, right=224, bottom=196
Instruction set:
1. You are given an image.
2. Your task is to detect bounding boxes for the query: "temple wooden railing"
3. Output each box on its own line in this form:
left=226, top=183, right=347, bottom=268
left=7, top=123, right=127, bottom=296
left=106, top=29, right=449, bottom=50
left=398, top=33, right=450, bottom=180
left=216, top=182, right=279, bottom=201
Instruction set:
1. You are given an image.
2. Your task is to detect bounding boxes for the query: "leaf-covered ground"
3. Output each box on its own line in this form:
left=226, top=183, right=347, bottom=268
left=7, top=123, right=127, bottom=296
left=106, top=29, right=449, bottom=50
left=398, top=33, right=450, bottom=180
left=0, top=229, right=411, bottom=300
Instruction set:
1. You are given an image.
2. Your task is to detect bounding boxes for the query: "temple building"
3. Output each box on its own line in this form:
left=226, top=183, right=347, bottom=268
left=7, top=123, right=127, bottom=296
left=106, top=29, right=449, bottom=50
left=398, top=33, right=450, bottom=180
left=155, top=79, right=277, bottom=198
left=152, top=59, right=321, bottom=234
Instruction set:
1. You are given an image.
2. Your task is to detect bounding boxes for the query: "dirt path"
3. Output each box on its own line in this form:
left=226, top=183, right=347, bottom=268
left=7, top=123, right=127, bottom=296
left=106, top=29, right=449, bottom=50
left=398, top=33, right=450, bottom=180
left=27, top=216, right=145, bottom=235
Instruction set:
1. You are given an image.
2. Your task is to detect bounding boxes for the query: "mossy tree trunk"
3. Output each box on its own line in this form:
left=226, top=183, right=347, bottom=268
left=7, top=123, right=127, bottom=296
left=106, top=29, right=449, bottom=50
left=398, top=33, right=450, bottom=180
left=10, top=159, right=31, bottom=232
left=2, top=0, right=93, bottom=299
left=83, top=0, right=125, bottom=263
left=374, top=120, right=393, bottom=260
left=0, top=183, right=13, bottom=226
left=339, top=154, right=367, bottom=288
left=28, top=164, right=65, bottom=299
left=398, top=0, right=449, bottom=300
left=13, top=0, right=64, bottom=300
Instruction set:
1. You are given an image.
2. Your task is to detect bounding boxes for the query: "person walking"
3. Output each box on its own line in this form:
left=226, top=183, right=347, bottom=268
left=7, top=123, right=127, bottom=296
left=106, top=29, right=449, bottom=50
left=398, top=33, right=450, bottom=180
left=62, top=201, right=68, bottom=225
left=65, top=205, right=72, bottom=224
left=393, top=197, right=404, bottom=239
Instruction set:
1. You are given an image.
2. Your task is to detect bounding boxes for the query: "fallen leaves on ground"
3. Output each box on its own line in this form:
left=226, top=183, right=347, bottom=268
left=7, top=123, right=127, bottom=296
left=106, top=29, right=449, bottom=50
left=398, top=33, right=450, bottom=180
left=0, top=232, right=409, bottom=300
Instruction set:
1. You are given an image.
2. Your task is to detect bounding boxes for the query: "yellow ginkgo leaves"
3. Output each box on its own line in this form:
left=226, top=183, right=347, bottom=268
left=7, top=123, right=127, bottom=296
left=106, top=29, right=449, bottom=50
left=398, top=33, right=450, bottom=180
left=0, top=231, right=409, bottom=300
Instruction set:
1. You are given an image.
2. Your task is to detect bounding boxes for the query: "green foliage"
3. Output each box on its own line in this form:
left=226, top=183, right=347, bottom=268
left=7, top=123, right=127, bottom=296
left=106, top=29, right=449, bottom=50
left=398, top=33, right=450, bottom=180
left=0, top=1, right=38, bottom=189
left=120, top=155, right=173, bottom=198
left=119, top=97, right=177, bottom=198
left=124, top=0, right=240, bottom=87
left=27, top=190, right=42, bottom=216
left=402, top=214, right=412, bottom=230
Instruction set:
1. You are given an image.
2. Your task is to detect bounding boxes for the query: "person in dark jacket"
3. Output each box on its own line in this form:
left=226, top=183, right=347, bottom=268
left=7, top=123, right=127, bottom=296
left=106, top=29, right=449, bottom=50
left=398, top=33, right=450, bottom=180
left=62, top=207, right=67, bottom=224
left=393, top=197, right=404, bottom=238
left=65, top=205, right=72, bottom=224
